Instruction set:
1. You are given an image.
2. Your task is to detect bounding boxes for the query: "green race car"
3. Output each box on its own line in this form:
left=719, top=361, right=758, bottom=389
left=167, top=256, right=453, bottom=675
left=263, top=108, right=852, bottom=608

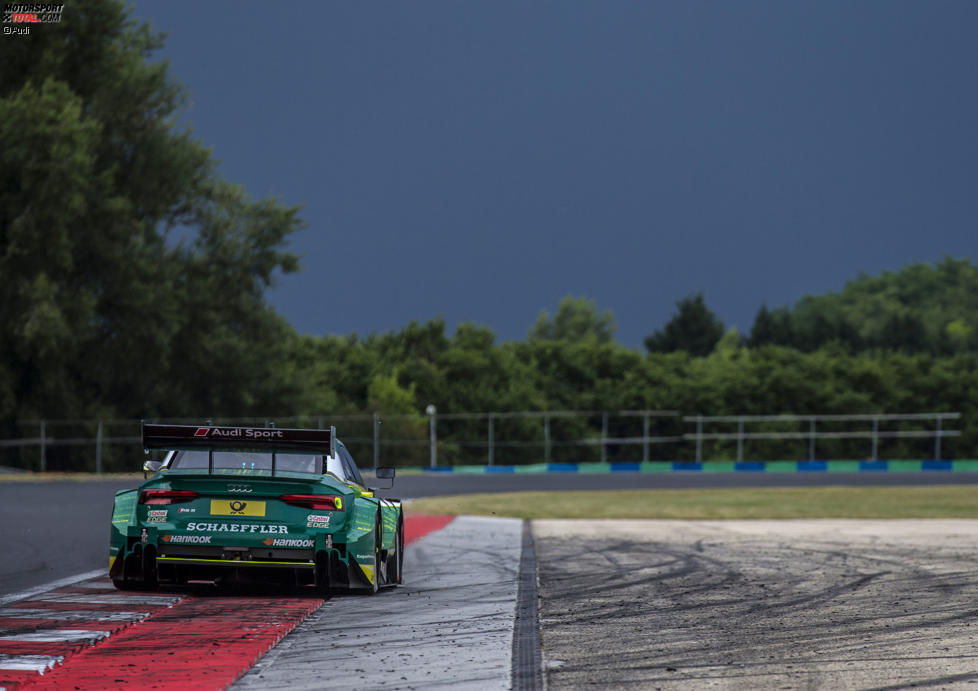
left=109, top=423, right=402, bottom=594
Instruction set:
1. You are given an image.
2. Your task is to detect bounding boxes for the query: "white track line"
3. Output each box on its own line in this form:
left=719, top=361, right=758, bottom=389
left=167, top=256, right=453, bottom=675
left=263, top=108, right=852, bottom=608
left=0, top=608, right=147, bottom=622
left=66, top=581, right=115, bottom=590
left=0, top=570, right=107, bottom=608
left=32, top=593, right=182, bottom=606
left=0, top=653, right=64, bottom=672
left=0, top=629, right=111, bottom=643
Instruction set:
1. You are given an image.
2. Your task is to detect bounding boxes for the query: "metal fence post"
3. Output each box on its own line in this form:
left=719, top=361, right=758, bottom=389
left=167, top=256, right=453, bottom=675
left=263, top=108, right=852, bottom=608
left=642, top=413, right=650, bottom=463
left=809, top=417, right=816, bottom=461
left=96, top=421, right=103, bottom=474
left=40, top=420, right=46, bottom=473
left=372, top=413, right=380, bottom=471
left=488, top=413, right=494, bottom=466
left=544, top=414, right=551, bottom=464
left=935, top=416, right=942, bottom=460
left=871, top=415, right=879, bottom=461
left=736, top=417, right=744, bottom=462
left=695, top=414, right=703, bottom=463
left=426, top=405, right=437, bottom=468
left=601, top=412, right=608, bottom=463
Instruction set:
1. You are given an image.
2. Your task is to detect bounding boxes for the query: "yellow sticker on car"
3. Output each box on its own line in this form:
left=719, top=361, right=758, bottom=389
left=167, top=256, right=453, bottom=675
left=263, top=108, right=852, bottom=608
left=210, top=499, right=266, bottom=517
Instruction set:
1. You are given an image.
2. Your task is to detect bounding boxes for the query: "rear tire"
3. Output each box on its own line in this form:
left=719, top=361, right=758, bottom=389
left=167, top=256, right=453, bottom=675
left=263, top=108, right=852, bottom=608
left=389, top=518, right=404, bottom=585
left=369, top=515, right=382, bottom=594
left=112, top=550, right=158, bottom=591
left=354, top=513, right=383, bottom=594
left=314, top=552, right=331, bottom=597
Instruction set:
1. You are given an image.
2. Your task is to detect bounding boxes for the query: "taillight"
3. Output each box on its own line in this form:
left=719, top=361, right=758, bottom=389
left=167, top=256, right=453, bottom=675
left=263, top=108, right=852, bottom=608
left=280, top=494, right=344, bottom=510
left=139, top=489, right=198, bottom=505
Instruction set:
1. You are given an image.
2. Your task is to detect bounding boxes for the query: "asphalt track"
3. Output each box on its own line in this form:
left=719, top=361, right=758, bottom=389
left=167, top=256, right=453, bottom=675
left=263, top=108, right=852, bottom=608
left=4, top=473, right=978, bottom=690
left=3, top=472, right=978, bottom=597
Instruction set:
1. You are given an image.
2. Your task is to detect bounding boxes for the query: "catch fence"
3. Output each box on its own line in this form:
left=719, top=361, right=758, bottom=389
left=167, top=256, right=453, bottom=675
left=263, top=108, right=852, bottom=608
left=685, top=413, right=961, bottom=463
left=0, top=410, right=961, bottom=473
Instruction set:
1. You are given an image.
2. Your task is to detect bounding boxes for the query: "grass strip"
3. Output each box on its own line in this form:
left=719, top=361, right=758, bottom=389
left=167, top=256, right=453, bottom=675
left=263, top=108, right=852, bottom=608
left=407, top=486, right=978, bottom=520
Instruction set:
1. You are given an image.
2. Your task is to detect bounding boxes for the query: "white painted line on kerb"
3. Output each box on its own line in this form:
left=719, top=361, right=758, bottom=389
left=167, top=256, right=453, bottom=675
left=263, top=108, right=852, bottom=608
left=32, top=593, right=182, bottom=606
left=66, top=581, right=115, bottom=590
left=0, top=570, right=105, bottom=608
left=0, top=653, right=64, bottom=672
left=0, top=629, right=111, bottom=643
left=0, top=608, right=147, bottom=622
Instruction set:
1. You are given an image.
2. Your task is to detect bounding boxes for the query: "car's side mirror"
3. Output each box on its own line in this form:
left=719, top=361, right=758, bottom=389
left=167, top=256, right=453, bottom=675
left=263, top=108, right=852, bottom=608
left=143, top=460, right=163, bottom=478
left=373, top=466, right=395, bottom=489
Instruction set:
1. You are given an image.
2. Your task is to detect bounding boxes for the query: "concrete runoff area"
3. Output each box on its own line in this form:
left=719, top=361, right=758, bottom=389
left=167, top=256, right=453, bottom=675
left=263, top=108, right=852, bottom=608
left=534, top=519, right=978, bottom=689
left=235, top=515, right=522, bottom=690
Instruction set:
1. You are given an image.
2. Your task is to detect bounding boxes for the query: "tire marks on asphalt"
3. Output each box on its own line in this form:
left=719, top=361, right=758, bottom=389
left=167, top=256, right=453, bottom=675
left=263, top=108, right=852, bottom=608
left=534, top=519, right=978, bottom=690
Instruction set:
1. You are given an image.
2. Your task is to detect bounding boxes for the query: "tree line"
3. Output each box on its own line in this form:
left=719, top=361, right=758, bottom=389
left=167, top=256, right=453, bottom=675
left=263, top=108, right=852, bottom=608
left=2, top=1, right=975, bottom=467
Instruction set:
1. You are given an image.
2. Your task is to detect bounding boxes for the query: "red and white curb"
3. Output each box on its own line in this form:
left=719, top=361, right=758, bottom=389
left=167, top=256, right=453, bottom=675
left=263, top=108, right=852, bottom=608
left=0, top=580, right=184, bottom=689
left=0, top=514, right=455, bottom=691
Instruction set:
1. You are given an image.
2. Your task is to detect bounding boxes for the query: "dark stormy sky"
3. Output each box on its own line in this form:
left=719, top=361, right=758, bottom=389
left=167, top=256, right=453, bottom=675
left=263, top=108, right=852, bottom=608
left=128, top=1, right=977, bottom=347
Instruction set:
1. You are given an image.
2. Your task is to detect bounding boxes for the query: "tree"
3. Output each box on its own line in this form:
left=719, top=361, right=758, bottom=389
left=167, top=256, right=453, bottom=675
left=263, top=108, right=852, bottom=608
left=0, top=0, right=304, bottom=422
left=528, top=296, right=617, bottom=344
left=752, top=258, right=978, bottom=355
left=645, top=293, right=725, bottom=356
left=748, top=304, right=794, bottom=348
left=878, top=312, right=927, bottom=353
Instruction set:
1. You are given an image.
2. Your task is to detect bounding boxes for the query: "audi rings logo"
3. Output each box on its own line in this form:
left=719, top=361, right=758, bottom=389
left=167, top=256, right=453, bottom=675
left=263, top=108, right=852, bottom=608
left=227, top=484, right=253, bottom=493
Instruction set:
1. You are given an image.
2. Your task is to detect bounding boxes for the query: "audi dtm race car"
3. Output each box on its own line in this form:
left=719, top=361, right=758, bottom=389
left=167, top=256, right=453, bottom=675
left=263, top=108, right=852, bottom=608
left=109, top=423, right=403, bottom=594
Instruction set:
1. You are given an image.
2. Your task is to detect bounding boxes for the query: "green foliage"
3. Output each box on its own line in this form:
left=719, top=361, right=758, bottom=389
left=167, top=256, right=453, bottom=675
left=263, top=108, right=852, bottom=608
left=748, top=305, right=792, bottom=347
left=2, top=1, right=977, bottom=468
left=749, top=258, right=978, bottom=354
left=0, top=0, right=302, bottom=428
left=529, top=296, right=616, bottom=344
left=367, top=370, right=417, bottom=414
left=644, top=293, right=725, bottom=356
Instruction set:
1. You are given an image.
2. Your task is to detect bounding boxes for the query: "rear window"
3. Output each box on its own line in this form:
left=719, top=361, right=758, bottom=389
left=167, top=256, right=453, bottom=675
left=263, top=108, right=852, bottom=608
left=168, top=450, right=322, bottom=475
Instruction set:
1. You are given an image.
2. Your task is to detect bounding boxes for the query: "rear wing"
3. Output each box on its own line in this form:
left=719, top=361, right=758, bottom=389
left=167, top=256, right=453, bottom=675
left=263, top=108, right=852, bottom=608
left=142, top=424, right=337, bottom=475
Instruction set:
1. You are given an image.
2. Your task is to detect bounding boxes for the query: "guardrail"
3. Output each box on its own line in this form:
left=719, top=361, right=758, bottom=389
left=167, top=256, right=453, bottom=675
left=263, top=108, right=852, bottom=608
left=0, top=410, right=962, bottom=472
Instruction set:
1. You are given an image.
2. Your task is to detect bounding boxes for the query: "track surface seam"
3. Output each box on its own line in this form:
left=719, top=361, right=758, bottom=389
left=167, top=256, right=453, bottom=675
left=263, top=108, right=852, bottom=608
left=512, top=519, right=543, bottom=691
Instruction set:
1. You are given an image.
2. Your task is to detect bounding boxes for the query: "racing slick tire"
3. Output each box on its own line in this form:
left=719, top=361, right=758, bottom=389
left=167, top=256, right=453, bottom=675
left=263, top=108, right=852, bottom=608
left=368, top=513, right=381, bottom=594
left=314, top=550, right=332, bottom=597
left=388, top=518, right=404, bottom=585
left=112, top=547, right=159, bottom=591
